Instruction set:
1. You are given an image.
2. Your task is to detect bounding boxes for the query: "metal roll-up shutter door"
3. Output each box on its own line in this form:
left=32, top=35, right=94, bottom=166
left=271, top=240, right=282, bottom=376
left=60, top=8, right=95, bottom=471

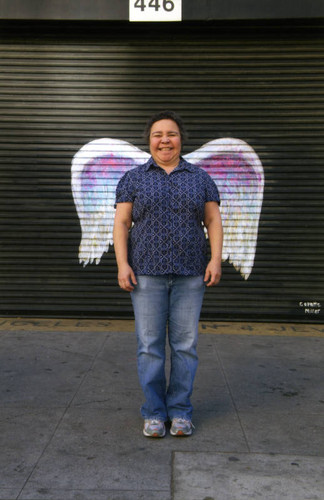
left=0, top=20, right=323, bottom=322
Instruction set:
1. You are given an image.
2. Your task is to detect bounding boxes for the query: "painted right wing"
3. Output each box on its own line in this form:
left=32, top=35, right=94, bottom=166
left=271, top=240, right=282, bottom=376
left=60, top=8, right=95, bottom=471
left=71, top=138, right=149, bottom=266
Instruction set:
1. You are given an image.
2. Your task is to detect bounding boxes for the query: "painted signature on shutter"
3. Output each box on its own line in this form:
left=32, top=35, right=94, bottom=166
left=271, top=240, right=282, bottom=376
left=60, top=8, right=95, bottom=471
left=299, top=301, right=321, bottom=314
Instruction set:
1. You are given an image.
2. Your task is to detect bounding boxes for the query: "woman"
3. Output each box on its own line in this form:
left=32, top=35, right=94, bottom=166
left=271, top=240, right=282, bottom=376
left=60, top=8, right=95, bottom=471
left=113, top=110, right=223, bottom=437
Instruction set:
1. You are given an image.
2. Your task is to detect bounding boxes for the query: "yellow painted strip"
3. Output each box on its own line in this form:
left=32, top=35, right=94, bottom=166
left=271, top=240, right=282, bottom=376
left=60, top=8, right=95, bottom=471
left=0, top=318, right=134, bottom=333
left=199, top=321, right=324, bottom=337
left=0, top=318, right=323, bottom=337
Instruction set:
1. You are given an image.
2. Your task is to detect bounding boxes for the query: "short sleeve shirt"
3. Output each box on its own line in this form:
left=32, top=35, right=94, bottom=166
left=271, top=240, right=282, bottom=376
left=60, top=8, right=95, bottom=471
left=115, top=156, right=220, bottom=276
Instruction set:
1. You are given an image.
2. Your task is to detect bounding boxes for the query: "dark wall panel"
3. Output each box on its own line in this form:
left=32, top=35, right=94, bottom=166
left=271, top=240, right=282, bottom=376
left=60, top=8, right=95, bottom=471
left=1, top=0, right=324, bottom=20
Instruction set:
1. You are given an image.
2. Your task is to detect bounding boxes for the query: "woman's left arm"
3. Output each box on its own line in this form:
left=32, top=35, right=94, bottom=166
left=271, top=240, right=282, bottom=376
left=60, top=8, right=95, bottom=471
left=204, top=201, right=223, bottom=287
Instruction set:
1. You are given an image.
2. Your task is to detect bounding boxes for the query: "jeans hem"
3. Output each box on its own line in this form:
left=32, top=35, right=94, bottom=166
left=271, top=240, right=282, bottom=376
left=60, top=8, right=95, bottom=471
left=142, top=416, right=166, bottom=422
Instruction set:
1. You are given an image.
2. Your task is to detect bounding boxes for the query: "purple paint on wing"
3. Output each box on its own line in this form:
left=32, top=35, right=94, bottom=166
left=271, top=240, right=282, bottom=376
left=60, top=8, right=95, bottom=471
left=80, top=154, right=135, bottom=211
left=198, top=154, right=258, bottom=191
left=82, top=154, right=134, bottom=192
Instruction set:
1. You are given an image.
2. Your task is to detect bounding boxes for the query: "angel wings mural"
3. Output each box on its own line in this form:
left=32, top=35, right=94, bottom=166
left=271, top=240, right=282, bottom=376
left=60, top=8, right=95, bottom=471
left=71, top=137, right=264, bottom=280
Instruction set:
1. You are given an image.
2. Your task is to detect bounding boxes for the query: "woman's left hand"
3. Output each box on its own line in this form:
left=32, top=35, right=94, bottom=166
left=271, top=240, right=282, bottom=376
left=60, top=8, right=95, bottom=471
left=204, top=260, right=222, bottom=287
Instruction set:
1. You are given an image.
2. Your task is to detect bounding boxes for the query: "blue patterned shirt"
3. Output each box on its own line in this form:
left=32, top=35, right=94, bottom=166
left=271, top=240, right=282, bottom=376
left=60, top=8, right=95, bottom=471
left=115, top=157, right=220, bottom=276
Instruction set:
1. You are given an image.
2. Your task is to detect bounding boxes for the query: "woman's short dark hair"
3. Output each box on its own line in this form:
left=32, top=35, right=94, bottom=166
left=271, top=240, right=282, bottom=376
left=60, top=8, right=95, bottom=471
left=143, top=110, right=188, bottom=145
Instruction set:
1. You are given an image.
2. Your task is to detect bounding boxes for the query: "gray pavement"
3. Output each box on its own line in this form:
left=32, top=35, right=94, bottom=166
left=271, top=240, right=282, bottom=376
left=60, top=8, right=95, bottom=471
left=0, top=322, right=323, bottom=500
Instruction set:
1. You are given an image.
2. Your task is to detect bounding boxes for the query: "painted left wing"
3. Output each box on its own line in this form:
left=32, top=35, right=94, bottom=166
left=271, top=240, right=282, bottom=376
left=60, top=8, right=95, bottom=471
left=185, top=138, right=264, bottom=279
left=71, top=138, right=149, bottom=266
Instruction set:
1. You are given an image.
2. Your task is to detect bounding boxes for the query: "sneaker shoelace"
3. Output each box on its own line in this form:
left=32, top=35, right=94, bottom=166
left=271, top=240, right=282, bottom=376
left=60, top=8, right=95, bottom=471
left=146, top=419, right=163, bottom=427
left=173, top=418, right=195, bottom=428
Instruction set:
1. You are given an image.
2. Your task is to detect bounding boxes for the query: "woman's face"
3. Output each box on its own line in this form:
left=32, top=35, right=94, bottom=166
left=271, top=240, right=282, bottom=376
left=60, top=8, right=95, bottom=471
left=149, top=119, right=181, bottom=168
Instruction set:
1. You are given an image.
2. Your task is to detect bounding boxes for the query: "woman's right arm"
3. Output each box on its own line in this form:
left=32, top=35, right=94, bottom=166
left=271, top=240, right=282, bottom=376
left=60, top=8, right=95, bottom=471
left=113, top=202, right=137, bottom=291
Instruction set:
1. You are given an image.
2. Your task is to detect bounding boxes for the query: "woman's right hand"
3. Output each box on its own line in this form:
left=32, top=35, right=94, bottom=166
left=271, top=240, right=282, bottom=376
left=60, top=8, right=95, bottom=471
left=118, top=263, right=137, bottom=292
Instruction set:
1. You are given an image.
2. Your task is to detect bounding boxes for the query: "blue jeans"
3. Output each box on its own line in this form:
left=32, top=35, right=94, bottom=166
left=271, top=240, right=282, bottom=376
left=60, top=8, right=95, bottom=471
left=130, top=275, right=205, bottom=421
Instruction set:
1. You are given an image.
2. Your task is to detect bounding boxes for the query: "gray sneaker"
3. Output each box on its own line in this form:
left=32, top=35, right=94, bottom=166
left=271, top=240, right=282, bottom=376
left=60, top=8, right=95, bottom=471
left=143, top=419, right=166, bottom=438
left=170, top=418, right=194, bottom=436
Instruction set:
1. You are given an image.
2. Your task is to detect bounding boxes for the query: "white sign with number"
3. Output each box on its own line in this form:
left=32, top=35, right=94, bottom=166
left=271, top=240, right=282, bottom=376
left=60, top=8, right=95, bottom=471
left=129, top=0, right=182, bottom=22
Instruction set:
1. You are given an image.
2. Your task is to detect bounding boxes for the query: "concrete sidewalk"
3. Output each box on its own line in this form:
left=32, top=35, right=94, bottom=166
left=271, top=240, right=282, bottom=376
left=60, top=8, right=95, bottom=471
left=1, top=320, right=323, bottom=500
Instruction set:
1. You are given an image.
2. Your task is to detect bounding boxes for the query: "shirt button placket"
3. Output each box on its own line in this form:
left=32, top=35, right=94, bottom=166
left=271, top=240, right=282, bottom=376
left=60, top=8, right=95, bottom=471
left=169, top=173, right=177, bottom=274
left=163, top=172, right=172, bottom=275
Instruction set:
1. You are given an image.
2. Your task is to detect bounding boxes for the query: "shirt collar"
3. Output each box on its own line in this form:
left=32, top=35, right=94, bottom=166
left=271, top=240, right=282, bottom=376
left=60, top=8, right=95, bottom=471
left=144, top=156, right=196, bottom=172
